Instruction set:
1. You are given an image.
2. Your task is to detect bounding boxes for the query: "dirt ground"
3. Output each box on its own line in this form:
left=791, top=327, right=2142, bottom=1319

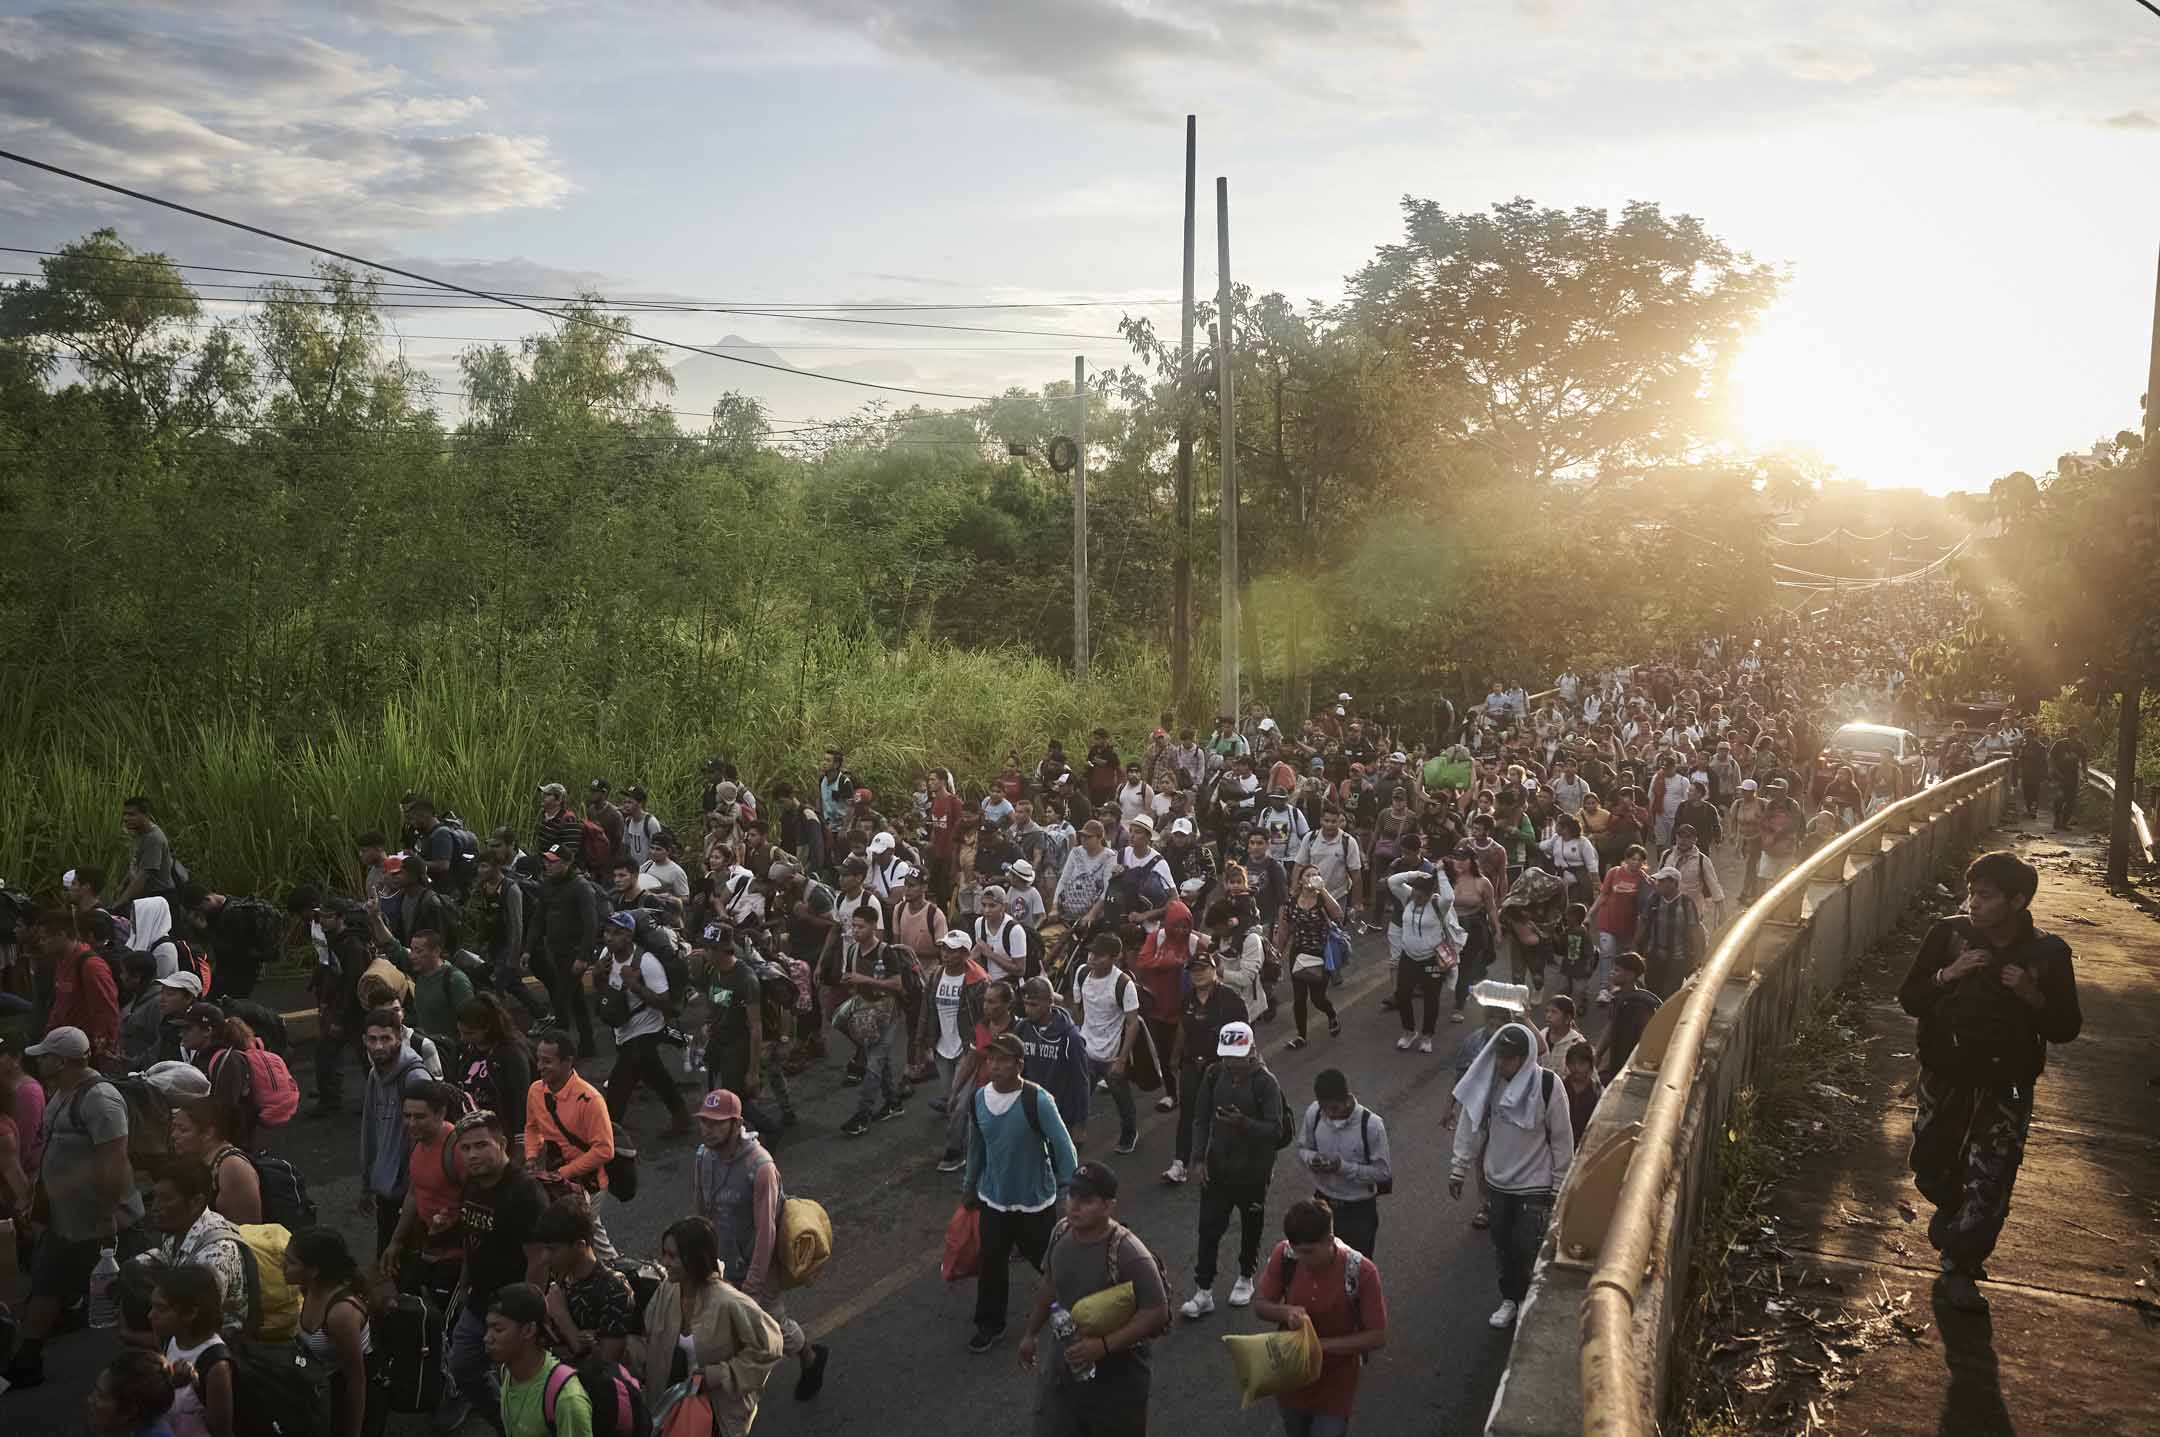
left=1683, top=808, right=2160, bottom=1435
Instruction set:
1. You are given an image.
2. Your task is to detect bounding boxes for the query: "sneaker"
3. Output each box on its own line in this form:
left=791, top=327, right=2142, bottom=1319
left=1488, top=1299, right=1519, bottom=1328
left=1287, top=1036, right=1308, bottom=1050
left=1595, top=988, right=1613, bottom=1005
left=1451, top=1010, right=1465, bottom=1024
left=928, top=1097, right=948, bottom=1115
left=842, top=1071, right=864, bottom=1087
left=1180, top=1289, right=1216, bottom=1320
left=1327, top=1016, right=1342, bottom=1038
left=1163, top=1159, right=1188, bottom=1184
left=794, top=1343, right=829, bottom=1401
left=841, top=1114, right=871, bottom=1137
left=1115, top=1134, right=1138, bottom=1155
left=1471, top=1202, right=1491, bottom=1230
left=1395, top=1034, right=1415, bottom=1051
left=1228, top=1275, right=1256, bottom=1307
left=936, top=1150, right=965, bottom=1172
left=1417, top=1037, right=1435, bottom=1054
left=876, top=1099, right=907, bottom=1122
left=1155, top=1095, right=1177, bottom=1113
left=967, top=1326, right=1005, bottom=1355
left=1940, top=1269, right=1989, bottom=1312
left=1379, top=998, right=1398, bottom=1012
left=1256, top=1006, right=1279, bottom=1024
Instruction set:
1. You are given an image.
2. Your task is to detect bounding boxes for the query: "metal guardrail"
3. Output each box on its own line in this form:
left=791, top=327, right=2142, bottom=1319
left=1576, top=757, right=2014, bottom=1435
left=2084, top=766, right=2155, bottom=867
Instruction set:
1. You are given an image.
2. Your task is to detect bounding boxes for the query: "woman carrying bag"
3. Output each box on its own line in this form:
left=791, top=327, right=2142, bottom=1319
left=642, top=1217, right=784, bottom=1437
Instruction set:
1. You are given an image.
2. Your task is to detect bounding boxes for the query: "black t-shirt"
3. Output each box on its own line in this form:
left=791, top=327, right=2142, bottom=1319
left=456, top=1042, right=532, bottom=1137
left=461, top=1166, right=546, bottom=1315
left=701, top=960, right=761, bottom=1051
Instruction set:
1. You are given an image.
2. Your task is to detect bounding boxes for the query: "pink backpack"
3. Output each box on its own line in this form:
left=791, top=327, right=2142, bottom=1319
left=211, top=1038, right=301, bottom=1127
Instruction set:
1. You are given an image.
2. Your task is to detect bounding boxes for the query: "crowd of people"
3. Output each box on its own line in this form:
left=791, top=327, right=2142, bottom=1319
left=0, top=586, right=2103, bottom=1435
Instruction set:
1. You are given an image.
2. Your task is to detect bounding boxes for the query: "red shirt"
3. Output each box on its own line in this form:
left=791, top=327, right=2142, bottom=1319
left=49, top=944, right=120, bottom=1053
left=1256, top=1239, right=1386, bottom=1417
left=407, top=1126, right=464, bottom=1255
left=1596, top=865, right=1646, bottom=941
left=929, top=793, right=965, bottom=861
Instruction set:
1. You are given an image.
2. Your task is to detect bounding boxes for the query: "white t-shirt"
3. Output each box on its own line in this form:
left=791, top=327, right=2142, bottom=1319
left=974, top=915, right=1028, bottom=977
left=640, top=857, right=690, bottom=898
left=621, top=813, right=664, bottom=867
left=934, top=971, right=967, bottom=1061
left=1294, top=829, right=1363, bottom=901
left=606, top=951, right=670, bottom=1042
left=1077, top=967, right=1139, bottom=1063
left=982, top=1085, right=1022, bottom=1117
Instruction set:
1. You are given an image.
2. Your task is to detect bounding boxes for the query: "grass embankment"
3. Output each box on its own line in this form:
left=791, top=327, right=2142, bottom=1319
left=0, top=634, right=1167, bottom=901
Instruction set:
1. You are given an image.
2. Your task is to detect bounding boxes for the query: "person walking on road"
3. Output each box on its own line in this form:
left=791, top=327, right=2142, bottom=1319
left=1179, top=1021, right=1284, bottom=1320
left=964, top=1031, right=1081, bottom=1355
left=1294, top=1069, right=1391, bottom=1260
left=688, top=1088, right=831, bottom=1401
left=1016, top=1161, right=1171, bottom=1437
left=1898, top=849, right=2081, bottom=1312
left=1250, top=1198, right=1388, bottom=1436
left=1449, top=1022, right=1575, bottom=1330
left=2046, top=726, right=2088, bottom=831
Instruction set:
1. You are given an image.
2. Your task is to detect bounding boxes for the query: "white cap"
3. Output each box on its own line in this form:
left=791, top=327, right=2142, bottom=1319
left=1180, top=877, right=1208, bottom=895
left=1653, top=866, right=1682, bottom=882
left=1168, top=816, right=1195, bottom=836
left=1336, top=692, right=1353, bottom=702
left=889, top=861, right=917, bottom=884
left=156, top=972, right=204, bottom=996
left=1740, top=779, right=1758, bottom=792
left=868, top=832, right=895, bottom=855
left=25, top=1025, right=89, bottom=1058
left=1215, top=1021, right=1256, bottom=1058
left=1389, top=751, right=1407, bottom=764
left=1258, top=718, right=1277, bottom=732
left=940, top=929, right=973, bottom=950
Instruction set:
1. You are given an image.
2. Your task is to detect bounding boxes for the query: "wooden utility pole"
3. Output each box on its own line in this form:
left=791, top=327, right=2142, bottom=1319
left=2111, top=244, right=2160, bottom=885
left=1172, top=115, right=1196, bottom=712
left=1216, top=176, right=1240, bottom=718
left=1074, top=354, right=1089, bottom=682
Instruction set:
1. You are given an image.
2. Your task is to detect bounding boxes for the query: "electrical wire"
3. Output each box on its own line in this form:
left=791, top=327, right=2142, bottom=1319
left=0, top=148, right=1008, bottom=403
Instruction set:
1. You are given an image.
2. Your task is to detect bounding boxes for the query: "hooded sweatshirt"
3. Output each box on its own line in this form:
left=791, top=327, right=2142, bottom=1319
left=361, top=1045, right=429, bottom=1202
left=1191, top=1060, right=1284, bottom=1188
left=1134, top=900, right=1199, bottom=1024
left=1017, top=1003, right=1093, bottom=1132
left=1449, top=1022, right=1575, bottom=1195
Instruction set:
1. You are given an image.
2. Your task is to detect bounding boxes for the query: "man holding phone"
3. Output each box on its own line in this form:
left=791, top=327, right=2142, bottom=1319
left=1177, top=1022, right=1284, bottom=1320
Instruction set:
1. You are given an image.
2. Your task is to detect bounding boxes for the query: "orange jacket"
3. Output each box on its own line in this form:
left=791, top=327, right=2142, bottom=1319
left=524, top=1071, right=615, bottom=1189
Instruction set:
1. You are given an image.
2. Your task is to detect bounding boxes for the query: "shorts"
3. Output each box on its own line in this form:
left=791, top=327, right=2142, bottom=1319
left=31, top=1224, right=149, bottom=1300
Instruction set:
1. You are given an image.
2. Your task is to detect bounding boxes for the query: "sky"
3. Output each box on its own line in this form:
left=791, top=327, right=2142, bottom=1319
left=2, top=0, right=2158, bottom=492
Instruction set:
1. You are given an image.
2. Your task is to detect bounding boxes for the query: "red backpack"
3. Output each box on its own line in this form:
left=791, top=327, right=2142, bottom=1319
left=153, top=936, right=214, bottom=994
left=210, top=1037, right=301, bottom=1127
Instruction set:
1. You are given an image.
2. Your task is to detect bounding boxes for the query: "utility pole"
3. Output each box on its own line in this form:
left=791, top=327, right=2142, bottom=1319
left=1216, top=176, right=1239, bottom=718
left=1171, top=115, right=1196, bottom=713
left=1073, top=354, right=1089, bottom=682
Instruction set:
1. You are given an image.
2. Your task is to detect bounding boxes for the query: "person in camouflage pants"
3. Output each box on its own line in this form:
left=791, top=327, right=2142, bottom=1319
left=1909, top=1071, right=2032, bottom=1271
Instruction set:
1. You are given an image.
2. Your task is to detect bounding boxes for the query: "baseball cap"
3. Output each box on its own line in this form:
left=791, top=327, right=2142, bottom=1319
left=1215, top=1021, right=1256, bottom=1058
left=889, top=861, right=917, bottom=885
left=851, top=787, right=874, bottom=803
left=988, top=1032, right=1026, bottom=1059
left=868, top=832, right=895, bottom=855
left=180, top=1002, right=226, bottom=1027
left=1740, top=779, right=1758, bottom=792
left=1168, top=816, right=1194, bottom=836
left=1068, top=1161, right=1120, bottom=1200
left=1653, top=866, right=1682, bottom=882
left=1336, top=692, right=1353, bottom=702
left=1389, top=751, right=1407, bottom=764
left=604, top=911, right=638, bottom=930
left=542, top=842, right=574, bottom=863
left=1258, top=717, right=1277, bottom=732
left=624, top=785, right=648, bottom=802
left=940, top=929, right=973, bottom=950
left=589, top=777, right=611, bottom=793
left=980, top=884, right=1007, bottom=904
left=698, top=1089, right=743, bottom=1122
left=156, top=971, right=205, bottom=997
left=24, top=1025, right=89, bottom=1059
left=767, top=859, right=798, bottom=883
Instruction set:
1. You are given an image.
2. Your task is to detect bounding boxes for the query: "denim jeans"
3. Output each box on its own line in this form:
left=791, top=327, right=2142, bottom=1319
left=446, top=1303, right=495, bottom=1414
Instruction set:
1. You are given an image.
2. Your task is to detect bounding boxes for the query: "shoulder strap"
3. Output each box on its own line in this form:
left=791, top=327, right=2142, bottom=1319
left=1359, top=1107, right=1373, bottom=1164
left=1021, top=1083, right=1045, bottom=1146
left=541, top=1359, right=578, bottom=1426
left=542, top=1089, right=591, bottom=1152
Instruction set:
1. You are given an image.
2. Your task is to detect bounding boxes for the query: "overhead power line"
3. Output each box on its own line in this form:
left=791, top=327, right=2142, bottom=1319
left=0, top=244, right=1177, bottom=312
left=0, top=149, right=1006, bottom=404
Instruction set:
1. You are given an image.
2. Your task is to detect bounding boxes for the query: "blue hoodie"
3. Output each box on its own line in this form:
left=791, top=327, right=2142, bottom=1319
left=1017, top=1005, right=1092, bottom=1133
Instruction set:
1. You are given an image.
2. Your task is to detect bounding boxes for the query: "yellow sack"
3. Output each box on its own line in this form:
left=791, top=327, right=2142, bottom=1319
left=775, top=1196, right=833, bottom=1290
left=231, top=1222, right=301, bottom=1340
left=1070, top=1281, right=1134, bottom=1337
left=1222, top=1314, right=1322, bottom=1407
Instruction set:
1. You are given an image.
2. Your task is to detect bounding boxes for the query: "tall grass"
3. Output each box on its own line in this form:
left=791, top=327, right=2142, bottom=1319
left=0, top=630, right=1167, bottom=901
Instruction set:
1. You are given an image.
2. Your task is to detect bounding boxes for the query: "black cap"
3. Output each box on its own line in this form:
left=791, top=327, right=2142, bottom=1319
left=988, top=1032, right=1025, bottom=1059
left=589, top=778, right=610, bottom=793
left=1495, top=1027, right=1531, bottom=1058
left=1069, top=1161, right=1120, bottom=1200
left=624, top=785, right=647, bottom=802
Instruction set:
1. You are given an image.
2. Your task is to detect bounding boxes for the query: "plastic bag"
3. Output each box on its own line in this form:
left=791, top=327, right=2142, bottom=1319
left=651, top=1375, right=711, bottom=1437
left=1221, top=1314, right=1322, bottom=1407
left=941, top=1203, right=980, bottom=1282
left=1070, top=1280, right=1134, bottom=1336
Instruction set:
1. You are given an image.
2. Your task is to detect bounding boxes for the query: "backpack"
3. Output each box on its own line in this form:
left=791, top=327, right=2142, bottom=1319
left=1919, top=934, right=2052, bottom=1088
left=1305, top=1105, right=1393, bottom=1196
left=227, top=1222, right=303, bottom=1340
left=438, top=818, right=481, bottom=894
left=543, top=1357, right=651, bottom=1437
left=196, top=1336, right=333, bottom=1437
left=580, top=819, right=613, bottom=872
left=211, top=1144, right=317, bottom=1230
left=1045, top=1215, right=1168, bottom=1320
left=606, top=1257, right=666, bottom=1336
left=210, top=1039, right=301, bottom=1127
left=151, top=934, right=215, bottom=992
left=1275, top=1238, right=1367, bottom=1331
left=377, top=1290, right=446, bottom=1414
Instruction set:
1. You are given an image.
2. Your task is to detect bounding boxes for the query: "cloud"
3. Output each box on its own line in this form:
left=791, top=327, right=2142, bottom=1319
left=0, top=9, right=569, bottom=241
left=2100, top=109, right=2160, bottom=131
left=713, top=0, right=1418, bottom=103
left=1774, top=44, right=1876, bottom=84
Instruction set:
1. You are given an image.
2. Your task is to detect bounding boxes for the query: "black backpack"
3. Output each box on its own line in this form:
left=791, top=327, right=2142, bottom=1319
left=438, top=818, right=481, bottom=895
left=213, top=1145, right=316, bottom=1229
left=377, top=1290, right=447, bottom=1414
left=545, top=1356, right=651, bottom=1437
left=1921, top=959, right=2044, bottom=1087
left=196, top=1336, right=334, bottom=1437
left=607, top=1257, right=666, bottom=1336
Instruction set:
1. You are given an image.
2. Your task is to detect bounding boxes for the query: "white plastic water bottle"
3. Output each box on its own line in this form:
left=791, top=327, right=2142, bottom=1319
left=88, top=1245, right=121, bottom=1329
left=1049, top=1304, right=1095, bottom=1381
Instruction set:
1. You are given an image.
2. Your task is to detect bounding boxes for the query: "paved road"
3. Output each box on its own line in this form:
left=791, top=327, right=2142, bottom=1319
left=6, top=849, right=1742, bottom=1435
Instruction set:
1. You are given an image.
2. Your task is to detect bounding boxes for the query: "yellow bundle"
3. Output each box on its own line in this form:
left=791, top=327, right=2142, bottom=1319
left=775, top=1197, right=833, bottom=1289
left=1221, top=1314, right=1322, bottom=1407
left=1070, top=1281, right=1134, bottom=1337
